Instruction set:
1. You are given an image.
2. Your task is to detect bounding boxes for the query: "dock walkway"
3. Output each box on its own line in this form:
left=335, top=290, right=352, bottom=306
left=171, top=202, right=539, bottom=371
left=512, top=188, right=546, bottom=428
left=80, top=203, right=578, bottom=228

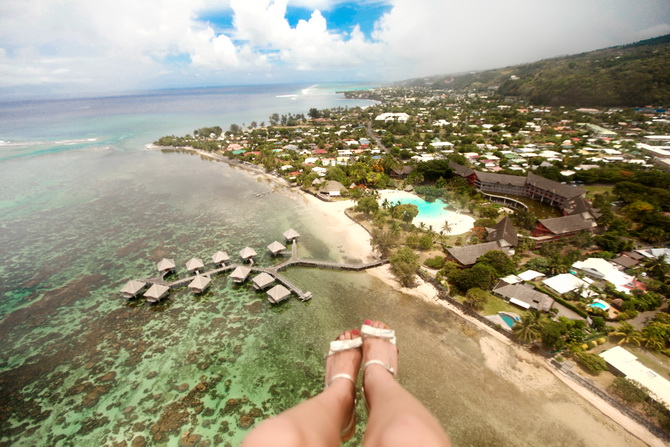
left=132, top=238, right=388, bottom=303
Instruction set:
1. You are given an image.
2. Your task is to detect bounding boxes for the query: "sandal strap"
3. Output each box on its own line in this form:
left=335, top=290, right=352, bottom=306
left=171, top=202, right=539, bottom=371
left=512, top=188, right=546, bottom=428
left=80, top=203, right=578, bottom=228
left=361, top=324, right=397, bottom=345
left=326, top=373, right=356, bottom=388
left=328, top=337, right=362, bottom=356
left=363, top=360, right=396, bottom=377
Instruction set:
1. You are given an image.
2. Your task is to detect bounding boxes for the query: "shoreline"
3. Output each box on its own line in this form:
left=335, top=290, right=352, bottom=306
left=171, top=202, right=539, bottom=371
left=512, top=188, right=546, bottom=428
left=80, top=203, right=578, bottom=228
left=154, top=144, right=665, bottom=446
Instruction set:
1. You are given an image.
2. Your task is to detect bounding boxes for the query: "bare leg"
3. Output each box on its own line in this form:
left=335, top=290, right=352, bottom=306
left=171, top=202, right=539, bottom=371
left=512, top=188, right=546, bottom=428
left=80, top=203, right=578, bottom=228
left=362, top=321, right=451, bottom=447
left=242, top=329, right=362, bottom=447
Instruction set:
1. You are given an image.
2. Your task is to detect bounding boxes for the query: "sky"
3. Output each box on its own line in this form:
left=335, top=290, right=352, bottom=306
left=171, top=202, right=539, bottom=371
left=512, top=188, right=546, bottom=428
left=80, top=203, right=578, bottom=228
left=1, top=0, right=670, bottom=96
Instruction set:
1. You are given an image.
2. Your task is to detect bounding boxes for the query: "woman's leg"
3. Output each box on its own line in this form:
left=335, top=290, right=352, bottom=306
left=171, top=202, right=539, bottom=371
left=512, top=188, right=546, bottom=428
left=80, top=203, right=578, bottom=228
left=362, top=321, right=451, bottom=447
left=241, top=329, right=362, bottom=447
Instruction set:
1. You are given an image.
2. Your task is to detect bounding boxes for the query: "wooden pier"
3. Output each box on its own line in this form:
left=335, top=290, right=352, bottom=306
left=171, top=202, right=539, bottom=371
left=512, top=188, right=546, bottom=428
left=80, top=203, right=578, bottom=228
left=127, top=237, right=388, bottom=304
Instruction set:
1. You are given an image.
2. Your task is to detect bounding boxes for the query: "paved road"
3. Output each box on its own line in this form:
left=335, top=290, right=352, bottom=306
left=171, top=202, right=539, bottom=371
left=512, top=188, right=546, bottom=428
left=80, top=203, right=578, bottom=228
left=366, top=121, right=389, bottom=154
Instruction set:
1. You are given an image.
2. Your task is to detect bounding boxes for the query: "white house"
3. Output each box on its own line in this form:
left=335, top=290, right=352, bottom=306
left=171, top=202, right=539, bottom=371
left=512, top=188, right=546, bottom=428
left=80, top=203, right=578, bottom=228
left=572, top=258, right=636, bottom=294
left=375, top=113, right=410, bottom=123
left=543, top=273, right=593, bottom=296
left=600, top=346, right=670, bottom=410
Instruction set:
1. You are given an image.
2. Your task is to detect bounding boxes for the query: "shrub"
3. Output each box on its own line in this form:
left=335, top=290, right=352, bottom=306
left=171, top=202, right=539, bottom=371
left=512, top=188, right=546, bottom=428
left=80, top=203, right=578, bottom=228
left=609, top=377, right=650, bottom=404
left=573, top=351, right=607, bottom=374
left=424, top=256, right=446, bottom=269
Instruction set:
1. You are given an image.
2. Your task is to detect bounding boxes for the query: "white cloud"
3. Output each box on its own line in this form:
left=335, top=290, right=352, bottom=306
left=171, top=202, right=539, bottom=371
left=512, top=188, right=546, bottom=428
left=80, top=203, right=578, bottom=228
left=0, top=0, right=668, bottom=93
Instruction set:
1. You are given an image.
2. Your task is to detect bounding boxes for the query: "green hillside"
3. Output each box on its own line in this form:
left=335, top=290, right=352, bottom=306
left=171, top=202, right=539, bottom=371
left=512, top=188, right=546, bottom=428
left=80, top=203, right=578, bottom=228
left=405, top=34, right=670, bottom=107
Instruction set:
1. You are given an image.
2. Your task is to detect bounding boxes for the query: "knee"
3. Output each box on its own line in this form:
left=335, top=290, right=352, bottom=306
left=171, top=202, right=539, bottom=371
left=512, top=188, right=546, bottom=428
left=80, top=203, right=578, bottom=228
left=241, top=417, right=304, bottom=447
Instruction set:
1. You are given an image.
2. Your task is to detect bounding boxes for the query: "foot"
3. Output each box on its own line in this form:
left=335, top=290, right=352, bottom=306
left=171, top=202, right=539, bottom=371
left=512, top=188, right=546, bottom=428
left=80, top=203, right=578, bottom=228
left=362, top=320, right=399, bottom=384
left=325, top=329, right=362, bottom=441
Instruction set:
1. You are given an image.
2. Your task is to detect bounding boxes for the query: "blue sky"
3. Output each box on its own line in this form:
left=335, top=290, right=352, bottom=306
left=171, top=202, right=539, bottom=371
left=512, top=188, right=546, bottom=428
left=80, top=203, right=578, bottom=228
left=1, top=0, right=669, bottom=96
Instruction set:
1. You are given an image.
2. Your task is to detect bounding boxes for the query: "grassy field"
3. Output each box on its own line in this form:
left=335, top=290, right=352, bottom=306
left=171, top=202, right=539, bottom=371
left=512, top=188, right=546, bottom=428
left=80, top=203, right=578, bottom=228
left=583, top=184, right=614, bottom=198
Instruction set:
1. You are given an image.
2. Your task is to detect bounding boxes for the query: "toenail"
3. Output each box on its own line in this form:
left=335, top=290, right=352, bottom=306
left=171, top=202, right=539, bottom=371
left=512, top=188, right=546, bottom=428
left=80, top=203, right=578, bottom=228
left=352, top=329, right=360, bottom=336
left=364, top=319, right=371, bottom=325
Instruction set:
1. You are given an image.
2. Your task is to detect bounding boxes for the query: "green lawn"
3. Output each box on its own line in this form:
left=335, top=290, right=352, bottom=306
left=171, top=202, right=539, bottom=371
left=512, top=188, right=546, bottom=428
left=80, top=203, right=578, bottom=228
left=583, top=184, right=614, bottom=198
left=482, top=296, right=528, bottom=317
left=453, top=293, right=528, bottom=318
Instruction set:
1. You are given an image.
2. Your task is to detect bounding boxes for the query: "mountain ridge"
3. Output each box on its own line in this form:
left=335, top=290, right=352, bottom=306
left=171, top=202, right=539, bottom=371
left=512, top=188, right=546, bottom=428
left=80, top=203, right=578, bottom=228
left=400, top=34, right=670, bottom=107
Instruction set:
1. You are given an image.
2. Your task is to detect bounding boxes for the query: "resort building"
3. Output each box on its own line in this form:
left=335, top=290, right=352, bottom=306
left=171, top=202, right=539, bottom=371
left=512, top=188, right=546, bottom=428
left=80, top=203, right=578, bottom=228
left=449, top=161, right=588, bottom=214
left=600, top=346, right=670, bottom=410
left=449, top=161, right=599, bottom=243
left=531, top=214, right=598, bottom=240
left=542, top=273, right=593, bottom=297
left=492, top=283, right=555, bottom=312
left=445, top=241, right=508, bottom=267
left=485, top=216, right=518, bottom=250
left=322, top=180, right=346, bottom=197
left=572, top=258, right=643, bottom=294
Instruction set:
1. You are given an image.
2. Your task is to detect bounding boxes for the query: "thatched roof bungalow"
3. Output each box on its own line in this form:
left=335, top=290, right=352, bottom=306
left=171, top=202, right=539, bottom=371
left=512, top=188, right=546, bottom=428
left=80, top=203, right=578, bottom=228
left=120, top=280, right=146, bottom=299
left=212, top=251, right=230, bottom=266
left=230, top=266, right=251, bottom=283
left=144, top=284, right=170, bottom=303
left=239, top=247, right=257, bottom=262
left=157, top=258, right=176, bottom=274
left=283, top=228, right=300, bottom=242
left=267, top=241, right=286, bottom=256
left=252, top=272, right=275, bottom=290
left=188, top=275, right=211, bottom=293
left=185, top=257, right=204, bottom=274
left=267, top=284, right=291, bottom=303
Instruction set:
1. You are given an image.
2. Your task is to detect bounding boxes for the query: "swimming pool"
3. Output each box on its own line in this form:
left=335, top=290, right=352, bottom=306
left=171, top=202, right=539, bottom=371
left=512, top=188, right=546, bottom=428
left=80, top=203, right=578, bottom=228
left=378, top=190, right=475, bottom=234
left=499, top=313, right=517, bottom=328
left=588, top=301, right=609, bottom=310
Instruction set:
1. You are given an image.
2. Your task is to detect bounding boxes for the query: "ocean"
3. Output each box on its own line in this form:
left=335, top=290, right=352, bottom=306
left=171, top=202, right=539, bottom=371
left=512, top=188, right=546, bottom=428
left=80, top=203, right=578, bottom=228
left=0, top=84, right=648, bottom=447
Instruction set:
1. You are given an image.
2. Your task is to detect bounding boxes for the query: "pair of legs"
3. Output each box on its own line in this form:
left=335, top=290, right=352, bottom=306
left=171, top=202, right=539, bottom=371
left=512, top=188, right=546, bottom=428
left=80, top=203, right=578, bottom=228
left=242, top=320, right=451, bottom=447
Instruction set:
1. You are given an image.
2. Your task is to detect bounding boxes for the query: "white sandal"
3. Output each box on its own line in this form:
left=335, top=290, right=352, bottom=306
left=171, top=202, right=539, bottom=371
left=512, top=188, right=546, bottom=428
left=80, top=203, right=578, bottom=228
left=325, top=335, right=362, bottom=441
left=325, top=337, right=363, bottom=387
left=361, top=324, right=397, bottom=378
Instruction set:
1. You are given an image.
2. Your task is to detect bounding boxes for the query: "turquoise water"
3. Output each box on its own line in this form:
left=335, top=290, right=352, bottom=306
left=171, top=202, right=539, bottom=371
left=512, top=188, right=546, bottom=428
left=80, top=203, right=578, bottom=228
left=0, top=85, right=649, bottom=447
left=588, top=302, right=609, bottom=310
left=499, top=314, right=518, bottom=328
left=402, top=198, right=449, bottom=219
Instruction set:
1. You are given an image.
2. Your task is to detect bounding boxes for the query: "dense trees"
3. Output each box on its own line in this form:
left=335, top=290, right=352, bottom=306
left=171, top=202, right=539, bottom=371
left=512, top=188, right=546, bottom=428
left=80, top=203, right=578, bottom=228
left=390, top=247, right=420, bottom=287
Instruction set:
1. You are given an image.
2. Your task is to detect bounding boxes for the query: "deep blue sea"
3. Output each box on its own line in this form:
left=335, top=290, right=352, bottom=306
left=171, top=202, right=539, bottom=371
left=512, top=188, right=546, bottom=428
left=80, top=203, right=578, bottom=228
left=0, top=84, right=644, bottom=447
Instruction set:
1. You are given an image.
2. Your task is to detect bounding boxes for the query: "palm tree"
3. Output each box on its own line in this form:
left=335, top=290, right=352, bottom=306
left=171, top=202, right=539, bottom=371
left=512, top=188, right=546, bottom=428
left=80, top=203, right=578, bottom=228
left=643, top=255, right=669, bottom=281
left=609, top=322, right=642, bottom=346
left=642, top=335, right=665, bottom=352
left=513, top=310, right=543, bottom=344
left=442, top=220, right=453, bottom=235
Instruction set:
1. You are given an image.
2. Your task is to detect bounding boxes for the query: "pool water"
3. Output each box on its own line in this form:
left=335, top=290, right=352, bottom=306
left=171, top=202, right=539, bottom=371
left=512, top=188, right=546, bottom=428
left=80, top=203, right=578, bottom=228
left=396, top=197, right=449, bottom=219
left=378, top=190, right=475, bottom=235
left=588, top=302, right=609, bottom=310
left=500, top=313, right=517, bottom=328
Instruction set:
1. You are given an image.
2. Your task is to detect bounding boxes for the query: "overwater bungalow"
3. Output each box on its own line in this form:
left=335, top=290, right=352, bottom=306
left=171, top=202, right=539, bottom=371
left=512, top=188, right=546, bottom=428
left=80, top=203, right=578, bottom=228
left=120, top=280, right=146, bottom=299
left=239, top=247, right=257, bottom=262
left=157, top=258, right=176, bottom=275
left=144, top=284, right=170, bottom=303
left=267, top=241, right=286, bottom=256
left=230, top=265, right=252, bottom=283
left=252, top=272, right=275, bottom=290
left=212, top=250, right=230, bottom=266
left=267, top=284, right=291, bottom=303
left=283, top=228, right=300, bottom=242
left=185, top=257, right=204, bottom=274
left=188, top=274, right=211, bottom=293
